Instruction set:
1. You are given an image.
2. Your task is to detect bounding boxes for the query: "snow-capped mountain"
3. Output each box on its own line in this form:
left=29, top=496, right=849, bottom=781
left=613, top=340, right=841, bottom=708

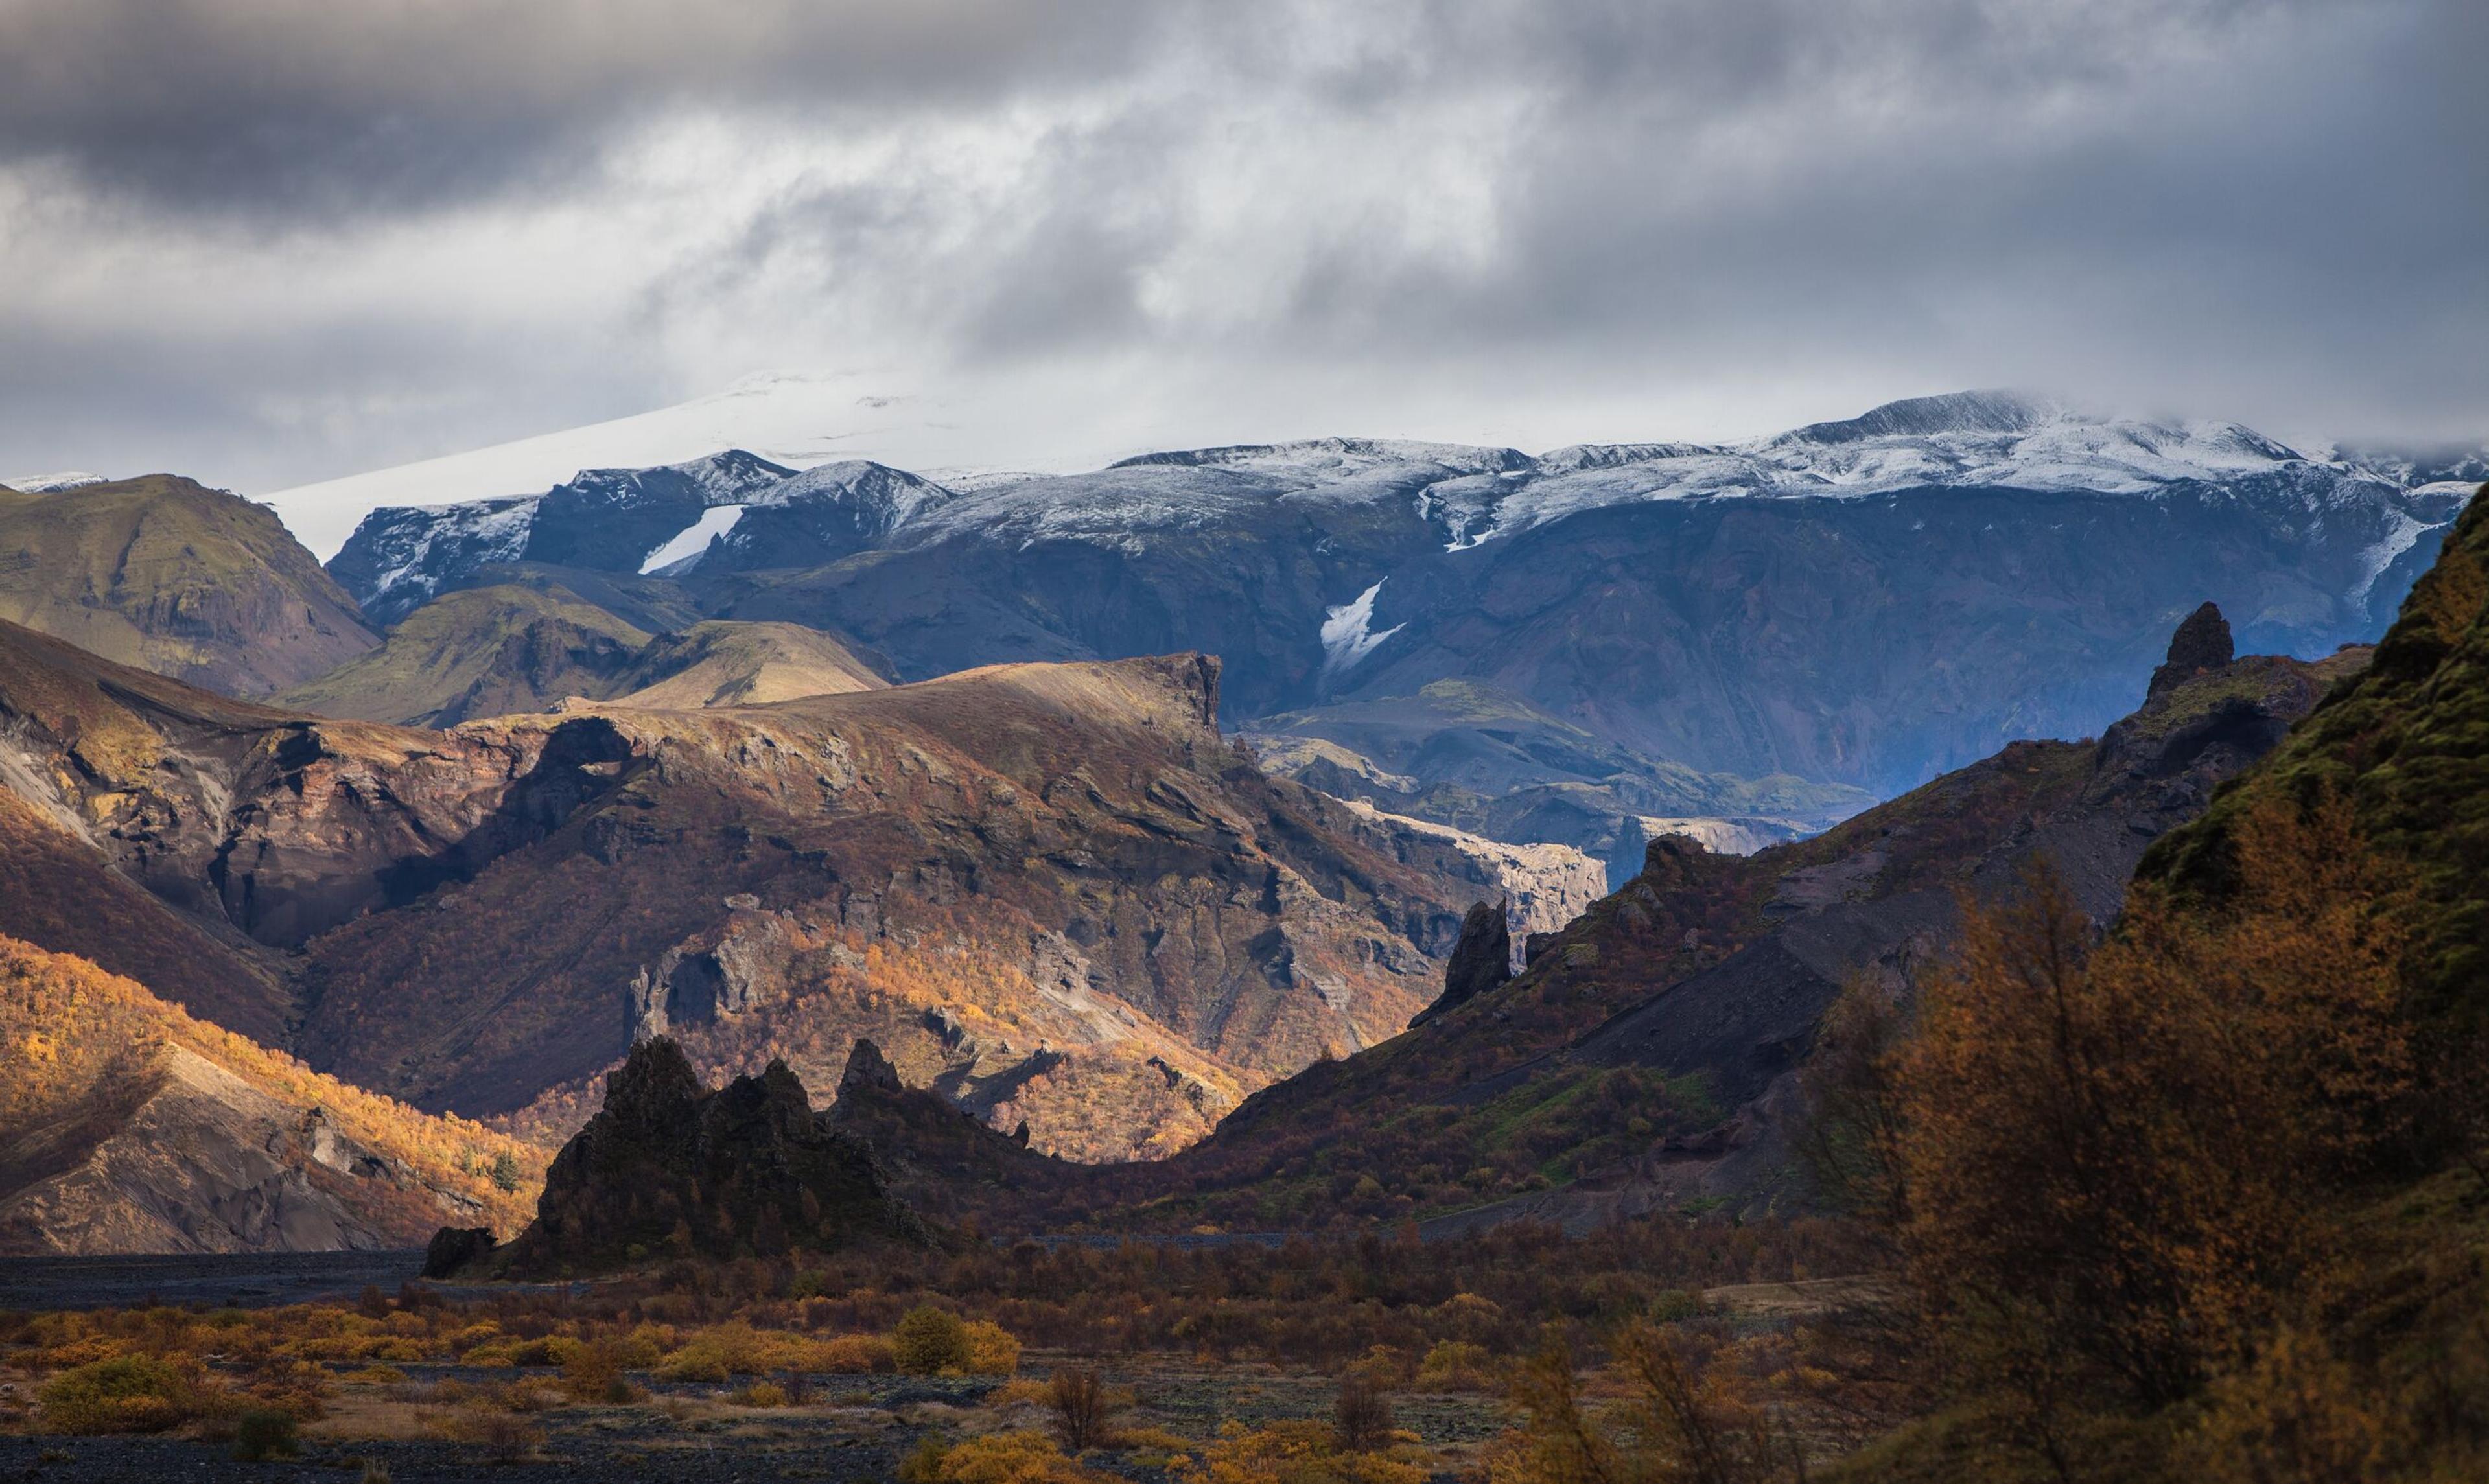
left=261, top=371, right=1102, bottom=561
left=322, top=391, right=2479, bottom=796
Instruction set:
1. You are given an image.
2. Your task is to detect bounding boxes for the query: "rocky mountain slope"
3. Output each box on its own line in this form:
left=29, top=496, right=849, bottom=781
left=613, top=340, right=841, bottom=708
left=272, top=584, right=888, bottom=726
left=0, top=934, right=541, bottom=1255
left=2140, top=487, right=2489, bottom=1018
left=1090, top=605, right=2368, bottom=1230
left=325, top=395, right=2469, bottom=814
left=0, top=618, right=1530, bottom=1163
left=291, top=653, right=1492, bottom=1161
left=0, top=474, right=377, bottom=695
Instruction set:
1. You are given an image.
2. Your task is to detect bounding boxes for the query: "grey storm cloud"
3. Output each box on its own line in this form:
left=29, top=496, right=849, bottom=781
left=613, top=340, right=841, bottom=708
left=0, top=0, right=2481, bottom=496
left=0, top=0, right=1164, bottom=214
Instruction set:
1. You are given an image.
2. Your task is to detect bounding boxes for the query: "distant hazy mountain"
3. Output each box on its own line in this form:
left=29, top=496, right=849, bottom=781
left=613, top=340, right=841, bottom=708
left=0, top=474, right=377, bottom=695
left=325, top=392, right=2475, bottom=798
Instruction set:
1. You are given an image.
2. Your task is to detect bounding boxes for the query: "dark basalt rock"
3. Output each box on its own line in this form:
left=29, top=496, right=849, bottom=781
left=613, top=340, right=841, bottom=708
left=1413, top=900, right=1512, bottom=1026
left=421, top=1226, right=495, bottom=1278
left=495, top=1038, right=931, bottom=1275
left=823, top=1039, right=1063, bottom=1220
left=2150, top=601, right=2235, bottom=697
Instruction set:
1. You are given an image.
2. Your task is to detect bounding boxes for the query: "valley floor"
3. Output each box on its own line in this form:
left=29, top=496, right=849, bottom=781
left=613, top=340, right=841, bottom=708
left=1, top=1352, right=1519, bottom=1483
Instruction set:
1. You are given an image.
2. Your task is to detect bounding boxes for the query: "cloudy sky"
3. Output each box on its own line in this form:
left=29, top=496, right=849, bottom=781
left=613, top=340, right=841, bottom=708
left=1, top=0, right=2482, bottom=500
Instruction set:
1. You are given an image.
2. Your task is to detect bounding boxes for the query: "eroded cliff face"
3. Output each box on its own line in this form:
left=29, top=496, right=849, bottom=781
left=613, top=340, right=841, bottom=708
left=0, top=619, right=624, bottom=950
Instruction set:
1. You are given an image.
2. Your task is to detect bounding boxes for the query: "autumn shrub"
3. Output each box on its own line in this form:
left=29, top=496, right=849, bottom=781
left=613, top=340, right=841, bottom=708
left=38, top=1354, right=216, bottom=1434
left=1047, top=1365, right=1114, bottom=1451
left=2182, top=1326, right=2394, bottom=1484
left=929, top=1428, right=1110, bottom=1483
left=963, top=1318, right=1022, bottom=1376
left=561, top=1339, right=626, bottom=1403
left=732, top=1380, right=789, bottom=1408
left=501, top=1374, right=567, bottom=1413
left=1893, top=804, right=2411, bottom=1415
left=1195, top=1418, right=1427, bottom=1484
left=230, top=1408, right=299, bottom=1461
left=894, top=1306, right=970, bottom=1374
left=898, top=1433, right=952, bottom=1484
left=1490, top=1327, right=1799, bottom=1484
left=1334, top=1369, right=1397, bottom=1452
left=1415, top=1339, right=1494, bottom=1391
left=656, top=1323, right=765, bottom=1380
left=816, top=1332, right=895, bottom=1373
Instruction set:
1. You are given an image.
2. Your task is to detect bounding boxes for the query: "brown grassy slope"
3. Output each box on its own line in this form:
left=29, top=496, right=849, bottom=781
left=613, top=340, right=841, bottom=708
left=2142, top=487, right=2489, bottom=1024
left=608, top=619, right=888, bottom=707
left=274, top=583, right=885, bottom=724
left=275, top=583, right=651, bottom=726
left=297, top=653, right=1483, bottom=1161
left=0, top=475, right=375, bottom=695
left=0, top=934, right=544, bottom=1254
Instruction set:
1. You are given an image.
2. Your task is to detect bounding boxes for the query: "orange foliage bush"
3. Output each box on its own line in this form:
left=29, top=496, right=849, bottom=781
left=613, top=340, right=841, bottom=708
left=1894, top=797, right=2411, bottom=1413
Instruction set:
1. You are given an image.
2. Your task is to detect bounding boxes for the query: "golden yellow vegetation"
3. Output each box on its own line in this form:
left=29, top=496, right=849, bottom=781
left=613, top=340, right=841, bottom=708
left=0, top=933, right=547, bottom=1233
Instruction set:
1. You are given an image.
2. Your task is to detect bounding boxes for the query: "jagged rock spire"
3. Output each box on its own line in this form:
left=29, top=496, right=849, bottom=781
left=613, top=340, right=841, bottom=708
left=2149, top=602, right=2234, bottom=697
left=1413, top=899, right=1512, bottom=1026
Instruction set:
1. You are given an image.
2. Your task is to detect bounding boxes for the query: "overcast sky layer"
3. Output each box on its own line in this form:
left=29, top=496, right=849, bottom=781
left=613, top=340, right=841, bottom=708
left=1, top=0, right=2482, bottom=497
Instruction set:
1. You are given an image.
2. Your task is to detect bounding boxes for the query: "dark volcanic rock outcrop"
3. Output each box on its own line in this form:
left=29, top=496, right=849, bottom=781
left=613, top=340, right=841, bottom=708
left=822, top=1040, right=1065, bottom=1222
left=2149, top=601, right=2236, bottom=697
left=422, top=1227, right=495, bottom=1278
left=1413, top=901, right=1512, bottom=1026
left=491, top=1038, right=928, bottom=1275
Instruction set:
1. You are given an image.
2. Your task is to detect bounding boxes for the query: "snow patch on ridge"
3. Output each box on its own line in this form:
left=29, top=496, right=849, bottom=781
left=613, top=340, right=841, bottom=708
left=2350, top=508, right=2429, bottom=614
left=1320, top=580, right=1404, bottom=676
left=640, top=505, right=748, bottom=574
left=3, top=471, right=109, bottom=493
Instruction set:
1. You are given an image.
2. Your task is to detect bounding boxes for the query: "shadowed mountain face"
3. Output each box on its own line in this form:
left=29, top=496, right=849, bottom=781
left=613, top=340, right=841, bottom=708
left=1243, top=680, right=1870, bottom=887
left=0, top=474, right=377, bottom=695
left=0, top=620, right=1522, bottom=1163
left=328, top=396, right=2470, bottom=804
